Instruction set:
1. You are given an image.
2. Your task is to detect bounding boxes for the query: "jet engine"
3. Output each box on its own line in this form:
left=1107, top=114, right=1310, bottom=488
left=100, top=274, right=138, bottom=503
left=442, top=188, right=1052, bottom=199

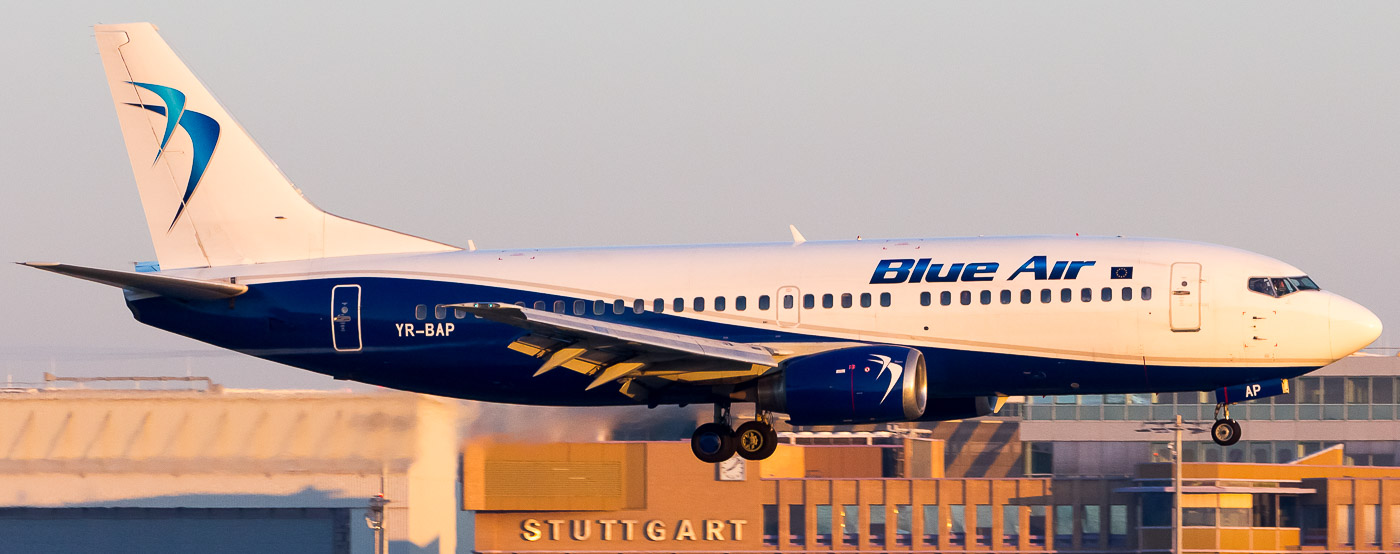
left=755, top=345, right=928, bottom=426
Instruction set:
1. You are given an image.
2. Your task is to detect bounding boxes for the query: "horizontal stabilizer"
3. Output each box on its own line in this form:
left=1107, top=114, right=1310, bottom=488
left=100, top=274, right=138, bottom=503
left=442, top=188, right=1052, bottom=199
left=20, top=262, right=246, bottom=300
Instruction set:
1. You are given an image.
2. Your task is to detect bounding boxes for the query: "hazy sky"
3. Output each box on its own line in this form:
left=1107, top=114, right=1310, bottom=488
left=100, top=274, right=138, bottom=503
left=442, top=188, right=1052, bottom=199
left=2, top=2, right=1397, bottom=389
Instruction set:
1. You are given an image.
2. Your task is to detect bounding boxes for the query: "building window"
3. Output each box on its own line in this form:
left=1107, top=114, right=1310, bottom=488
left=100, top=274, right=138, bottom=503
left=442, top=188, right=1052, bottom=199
left=880, top=292, right=891, bottom=307
left=1061, top=288, right=1072, bottom=303
left=1003, top=505, right=1020, bottom=546
left=714, top=296, right=726, bottom=312
left=1082, top=505, right=1101, bottom=547
left=841, top=293, right=853, bottom=309
left=803, top=294, right=815, bottom=309
left=1054, top=505, right=1073, bottom=548
left=1122, top=286, right=1133, bottom=301
left=414, top=304, right=428, bottom=320
left=1028, top=506, right=1046, bottom=546
left=922, top=505, right=939, bottom=546
left=789, top=504, right=806, bottom=546
left=980, top=290, right=992, bottom=305
left=613, top=299, right=625, bottom=315
left=1141, top=286, right=1153, bottom=300
left=1000, top=290, right=1011, bottom=304
left=842, top=505, right=859, bottom=546
left=1109, top=505, right=1127, bottom=547
left=1183, top=507, right=1215, bottom=527
left=1301, top=505, right=1326, bottom=545
left=815, top=504, right=832, bottom=546
left=1339, top=505, right=1354, bottom=545
left=1020, top=289, right=1032, bottom=304
left=941, top=291, right=952, bottom=306
left=1365, top=504, right=1380, bottom=545
left=975, top=504, right=992, bottom=546
left=573, top=300, right=586, bottom=315
left=869, top=504, right=885, bottom=546
left=763, top=504, right=779, bottom=546
left=949, top=505, right=966, bottom=546
left=960, top=291, right=972, bottom=305
left=822, top=294, right=834, bottom=309
left=735, top=296, right=747, bottom=311
left=1025, top=442, right=1053, bottom=475
left=1041, top=288, right=1052, bottom=303
left=593, top=299, right=606, bottom=315
left=921, top=291, right=932, bottom=306
left=895, top=504, right=912, bottom=547
left=860, top=292, right=872, bottom=308
left=1101, top=287, right=1112, bottom=302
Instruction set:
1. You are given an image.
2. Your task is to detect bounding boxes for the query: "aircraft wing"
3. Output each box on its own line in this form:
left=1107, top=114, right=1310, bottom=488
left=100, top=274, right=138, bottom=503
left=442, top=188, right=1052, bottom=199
left=447, top=302, right=777, bottom=396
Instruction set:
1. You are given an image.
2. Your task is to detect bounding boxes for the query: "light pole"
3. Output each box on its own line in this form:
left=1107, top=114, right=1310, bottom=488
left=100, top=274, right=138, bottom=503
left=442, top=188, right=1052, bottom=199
left=366, top=494, right=390, bottom=554
left=1137, top=415, right=1204, bottom=554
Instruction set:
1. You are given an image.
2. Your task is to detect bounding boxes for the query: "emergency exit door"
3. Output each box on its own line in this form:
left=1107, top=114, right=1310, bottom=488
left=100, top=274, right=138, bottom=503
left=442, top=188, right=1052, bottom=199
left=1169, top=263, right=1201, bottom=332
left=331, top=285, right=362, bottom=351
left=776, top=286, right=801, bottom=327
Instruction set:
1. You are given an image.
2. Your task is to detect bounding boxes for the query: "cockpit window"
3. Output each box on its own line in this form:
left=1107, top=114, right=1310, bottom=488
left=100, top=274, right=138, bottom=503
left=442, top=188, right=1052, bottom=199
left=1248, top=276, right=1320, bottom=298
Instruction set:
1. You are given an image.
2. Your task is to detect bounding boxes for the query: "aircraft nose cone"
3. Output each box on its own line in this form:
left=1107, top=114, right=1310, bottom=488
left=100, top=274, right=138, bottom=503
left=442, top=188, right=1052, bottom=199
left=1330, top=295, right=1382, bottom=359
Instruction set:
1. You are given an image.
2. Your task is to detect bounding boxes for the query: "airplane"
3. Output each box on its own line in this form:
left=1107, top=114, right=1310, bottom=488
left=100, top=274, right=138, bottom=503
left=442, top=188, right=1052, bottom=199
left=25, top=23, right=1382, bottom=463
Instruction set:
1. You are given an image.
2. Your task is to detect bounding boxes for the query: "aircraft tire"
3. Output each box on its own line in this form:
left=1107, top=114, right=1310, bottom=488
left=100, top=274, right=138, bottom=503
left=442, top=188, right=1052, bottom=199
left=692, top=422, right=737, bottom=463
left=735, top=421, right=779, bottom=461
left=1211, top=418, right=1242, bottom=446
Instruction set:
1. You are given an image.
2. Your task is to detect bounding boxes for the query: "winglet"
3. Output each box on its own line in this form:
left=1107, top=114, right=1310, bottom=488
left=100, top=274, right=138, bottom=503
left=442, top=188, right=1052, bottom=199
left=992, top=395, right=1009, bottom=414
left=789, top=225, right=807, bottom=245
left=467, top=240, right=478, bottom=252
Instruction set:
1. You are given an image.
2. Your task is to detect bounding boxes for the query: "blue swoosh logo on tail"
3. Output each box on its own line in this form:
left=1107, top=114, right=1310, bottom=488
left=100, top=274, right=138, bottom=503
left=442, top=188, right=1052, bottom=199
left=125, top=82, right=220, bottom=231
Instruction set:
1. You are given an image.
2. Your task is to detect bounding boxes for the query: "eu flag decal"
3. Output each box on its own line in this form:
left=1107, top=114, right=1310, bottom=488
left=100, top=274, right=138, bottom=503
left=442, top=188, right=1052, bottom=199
left=1110, top=266, right=1134, bottom=279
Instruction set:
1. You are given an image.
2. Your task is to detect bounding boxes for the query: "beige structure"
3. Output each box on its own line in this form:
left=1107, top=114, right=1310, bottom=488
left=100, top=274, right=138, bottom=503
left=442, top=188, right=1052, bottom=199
left=0, top=387, right=461, bottom=554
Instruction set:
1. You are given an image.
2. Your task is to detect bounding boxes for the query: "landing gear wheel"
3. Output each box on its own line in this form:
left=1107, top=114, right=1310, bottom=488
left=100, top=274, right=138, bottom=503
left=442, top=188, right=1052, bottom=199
left=691, top=422, right=736, bottom=463
left=1211, top=418, right=1242, bottom=446
left=734, top=421, right=779, bottom=461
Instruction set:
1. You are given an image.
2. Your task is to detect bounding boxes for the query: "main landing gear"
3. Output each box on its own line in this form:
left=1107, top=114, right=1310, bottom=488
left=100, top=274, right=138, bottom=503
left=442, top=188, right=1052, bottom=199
left=1210, top=403, right=1242, bottom=446
left=690, top=403, right=779, bottom=463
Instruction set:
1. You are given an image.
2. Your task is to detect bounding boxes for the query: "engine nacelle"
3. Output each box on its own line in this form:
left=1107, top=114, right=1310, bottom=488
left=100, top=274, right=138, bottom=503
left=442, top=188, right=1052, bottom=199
left=915, top=395, right=994, bottom=421
left=756, top=346, right=927, bottom=426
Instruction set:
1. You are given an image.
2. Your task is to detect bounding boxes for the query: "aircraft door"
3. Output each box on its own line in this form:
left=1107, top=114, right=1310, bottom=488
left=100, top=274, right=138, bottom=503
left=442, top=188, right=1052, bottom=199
left=1169, top=263, right=1201, bottom=332
left=776, top=286, right=801, bottom=327
left=331, top=284, right=362, bottom=352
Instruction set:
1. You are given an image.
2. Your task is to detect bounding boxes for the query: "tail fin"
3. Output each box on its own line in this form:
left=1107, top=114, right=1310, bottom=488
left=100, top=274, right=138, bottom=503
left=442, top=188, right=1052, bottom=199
left=94, top=23, right=458, bottom=269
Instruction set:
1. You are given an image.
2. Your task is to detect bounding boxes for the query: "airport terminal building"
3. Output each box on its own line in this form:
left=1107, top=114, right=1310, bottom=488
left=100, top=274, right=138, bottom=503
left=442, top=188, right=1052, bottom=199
left=0, top=355, right=1397, bottom=553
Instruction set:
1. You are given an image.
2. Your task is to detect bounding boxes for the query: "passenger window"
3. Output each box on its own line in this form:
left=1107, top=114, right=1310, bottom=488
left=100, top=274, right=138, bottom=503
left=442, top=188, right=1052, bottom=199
left=736, top=296, right=747, bottom=311
left=960, top=291, right=972, bottom=305
left=760, top=295, right=771, bottom=310
left=1061, top=288, right=1072, bottom=303
left=613, top=299, right=625, bottom=315
left=433, top=305, right=446, bottom=319
left=653, top=298, right=665, bottom=313
left=1141, top=287, right=1152, bottom=301
left=533, top=301, right=546, bottom=311
left=822, top=294, right=834, bottom=309
left=980, top=290, right=992, bottom=305
left=594, top=300, right=607, bottom=315
left=921, top=291, right=932, bottom=307
left=1101, top=287, right=1112, bottom=302
left=859, top=293, right=871, bottom=308
left=1081, top=288, right=1092, bottom=302
left=514, top=301, right=525, bottom=307
left=553, top=300, right=565, bottom=313
left=573, top=300, right=586, bottom=315
left=673, top=298, right=685, bottom=312
left=693, top=297, right=705, bottom=312
left=803, top=294, right=815, bottom=309
left=1040, top=289, right=1051, bottom=304
left=1000, top=290, right=1011, bottom=304
left=1121, top=287, right=1133, bottom=301
left=414, top=304, right=427, bottom=320
left=633, top=299, right=645, bottom=314
left=454, top=307, right=467, bottom=319
left=941, top=291, right=952, bottom=306
left=841, top=293, right=853, bottom=308
left=783, top=295, right=794, bottom=309
left=1020, top=289, right=1031, bottom=304
left=880, top=292, right=890, bottom=307
left=715, top=296, right=726, bottom=312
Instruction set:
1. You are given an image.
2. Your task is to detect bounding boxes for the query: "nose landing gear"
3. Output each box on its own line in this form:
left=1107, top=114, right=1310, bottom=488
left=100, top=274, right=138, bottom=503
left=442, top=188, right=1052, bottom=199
left=1210, top=403, right=1242, bottom=446
left=689, top=403, right=780, bottom=463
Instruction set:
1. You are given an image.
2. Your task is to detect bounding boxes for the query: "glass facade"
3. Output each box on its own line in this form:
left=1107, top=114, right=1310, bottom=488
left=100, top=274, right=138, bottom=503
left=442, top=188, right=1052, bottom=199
left=1024, top=377, right=1400, bottom=422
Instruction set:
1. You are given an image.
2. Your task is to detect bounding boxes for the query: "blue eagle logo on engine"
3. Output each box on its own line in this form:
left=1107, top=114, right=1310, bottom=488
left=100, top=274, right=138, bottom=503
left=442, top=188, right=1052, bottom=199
left=868, top=354, right=903, bottom=404
left=124, top=82, right=221, bottom=231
